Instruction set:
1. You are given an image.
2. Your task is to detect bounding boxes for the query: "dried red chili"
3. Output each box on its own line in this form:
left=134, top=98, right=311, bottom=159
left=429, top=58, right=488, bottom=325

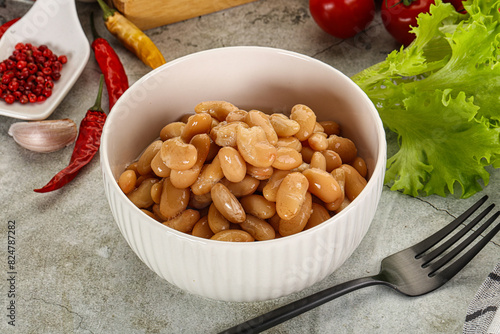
left=0, top=18, right=20, bottom=39
left=34, top=76, right=107, bottom=193
left=90, top=13, right=128, bottom=109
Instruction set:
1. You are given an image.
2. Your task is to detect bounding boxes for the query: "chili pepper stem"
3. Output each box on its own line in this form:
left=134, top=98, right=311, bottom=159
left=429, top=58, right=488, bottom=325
left=90, top=12, right=101, bottom=41
left=90, top=75, right=105, bottom=112
left=96, top=0, right=116, bottom=20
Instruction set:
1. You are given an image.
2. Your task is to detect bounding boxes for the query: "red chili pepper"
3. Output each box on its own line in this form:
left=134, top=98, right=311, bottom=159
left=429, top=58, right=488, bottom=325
left=0, top=18, right=20, bottom=39
left=90, top=12, right=128, bottom=109
left=34, top=76, right=106, bottom=193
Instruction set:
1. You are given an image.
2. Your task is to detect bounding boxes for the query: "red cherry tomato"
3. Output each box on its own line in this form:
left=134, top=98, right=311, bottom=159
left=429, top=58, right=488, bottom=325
left=381, top=0, right=435, bottom=46
left=309, top=0, right=376, bottom=39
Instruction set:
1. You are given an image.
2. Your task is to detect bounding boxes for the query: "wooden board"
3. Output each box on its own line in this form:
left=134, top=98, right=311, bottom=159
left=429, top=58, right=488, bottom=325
left=112, top=0, right=258, bottom=30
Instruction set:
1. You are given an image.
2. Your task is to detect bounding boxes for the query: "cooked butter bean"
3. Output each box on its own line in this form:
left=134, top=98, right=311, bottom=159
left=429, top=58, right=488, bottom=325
left=257, top=179, right=268, bottom=193
left=211, top=118, right=220, bottom=129
left=322, top=150, right=342, bottom=172
left=245, top=110, right=278, bottom=145
left=352, top=156, right=368, bottom=178
left=236, top=125, right=277, bottom=168
left=118, top=169, right=137, bottom=194
left=240, top=194, right=276, bottom=219
left=183, top=133, right=212, bottom=158
left=150, top=179, right=163, bottom=204
left=159, top=178, right=190, bottom=219
left=181, top=113, right=212, bottom=143
left=220, top=175, right=260, bottom=197
left=195, top=100, right=239, bottom=122
left=218, top=146, right=246, bottom=183
left=225, top=109, right=248, bottom=123
left=333, top=196, right=351, bottom=214
left=191, top=216, right=215, bottom=239
left=137, top=140, right=162, bottom=175
left=262, top=170, right=289, bottom=202
left=279, top=192, right=312, bottom=236
left=305, top=202, right=331, bottom=230
left=291, top=162, right=311, bottom=173
left=302, top=168, right=342, bottom=204
left=161, top=137, right=198, bottom=170
left=307, top=133, right=328, bottom=151
left=206, top=140, right=220, bottom=162
left=207, top=203, right=231, bottom=233
left=240, top=215, right=275, bottom=241
left=327, top=135, right=357, bottom=164
left=210, top=230, right=254, bottom=242
left=127, top=178, right=158, bottom=208
left=151, top=204, right=168, bottom=221
left=276, top=136, right=302, bottom=152
left=340, top=164, right=367, bottom=201
left=331, top=167, right=346, bottom=189
left=319, top=121, right=340, bottom=136
left=325, top=167, right=346, bottom=211
left=211, top=183, right=246, bottom=223
left=246, top=164, right=274, bottom=180
left=189, top=192, right=212, bottom=209
left=310, top=151, right=326, bottom=170
left=170, top=134, right=211, bottom=189
left=270, top=113, right=300, bottom=137
left=300, top=146, right=315, bottom=164
left=276, top=172, right=309, bottom=220
left=229, top=223, right=242, bottom=230
left=191, top=155, right=224, bottom=195
left=210, top=121, right=247, bottom=147
left=163, top=209, right=200, bottom=233
left=170, top=167, right=200, bottom=189
left=160, top=122, right=185, bottom=141
left=313, top=122, right=324, bottom=133
left=125, top=161, right=139, bottom=174
left=141, top=209, right=157, bottom=220
left=290, top=104, right=316, bottom=141
left=272, top=147, right=303, bottom=170
left=151, top=151, right=171, bottom=178
left=268, top=213, right=281, bottom=232
left=135, top=173, right=153, bottom=187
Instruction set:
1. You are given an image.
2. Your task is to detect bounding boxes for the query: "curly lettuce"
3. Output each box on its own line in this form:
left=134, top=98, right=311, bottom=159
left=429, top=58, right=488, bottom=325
left=352, top=0, right=500, bottom=198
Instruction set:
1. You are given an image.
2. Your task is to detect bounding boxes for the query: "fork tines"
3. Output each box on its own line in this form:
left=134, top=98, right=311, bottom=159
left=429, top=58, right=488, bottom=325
left=412, top=195, right=500, bottom=278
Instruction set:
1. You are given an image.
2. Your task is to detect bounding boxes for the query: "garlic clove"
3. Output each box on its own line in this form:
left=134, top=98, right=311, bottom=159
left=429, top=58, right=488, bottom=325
left=8, top=118, right=78, bottom=153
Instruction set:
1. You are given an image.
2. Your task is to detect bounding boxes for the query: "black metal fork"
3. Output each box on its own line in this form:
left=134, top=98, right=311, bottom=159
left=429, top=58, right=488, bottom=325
left=221, top=195, right=500, bottom=334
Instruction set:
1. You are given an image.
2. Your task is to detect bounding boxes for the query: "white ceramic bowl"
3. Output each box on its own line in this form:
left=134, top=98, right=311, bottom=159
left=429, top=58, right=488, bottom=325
left=100, top=46, right=386, bottom=302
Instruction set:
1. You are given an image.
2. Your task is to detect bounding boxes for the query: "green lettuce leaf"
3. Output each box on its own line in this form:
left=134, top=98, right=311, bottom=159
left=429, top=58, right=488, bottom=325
left=352, top=0, right=500, bottom=198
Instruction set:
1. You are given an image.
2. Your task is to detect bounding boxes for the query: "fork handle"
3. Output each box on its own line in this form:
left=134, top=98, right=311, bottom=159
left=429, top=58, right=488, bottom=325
left=220, top=276, right=385, bottom=334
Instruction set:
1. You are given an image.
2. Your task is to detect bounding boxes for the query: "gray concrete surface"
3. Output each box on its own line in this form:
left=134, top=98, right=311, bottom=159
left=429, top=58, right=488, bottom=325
left=1, top=0, right=499, bottom=333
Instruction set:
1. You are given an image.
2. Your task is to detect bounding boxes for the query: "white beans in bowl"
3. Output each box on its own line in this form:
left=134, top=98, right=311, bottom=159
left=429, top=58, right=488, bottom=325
left=99, top=46, right=386, bottom=302
left=118, top=101, right=368, bottom=242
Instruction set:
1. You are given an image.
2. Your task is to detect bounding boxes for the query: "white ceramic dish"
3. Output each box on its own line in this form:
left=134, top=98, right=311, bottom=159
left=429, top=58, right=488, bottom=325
left=0, top=0, right=90, bottom=120
left=100, top=46, right=387, bottom=302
